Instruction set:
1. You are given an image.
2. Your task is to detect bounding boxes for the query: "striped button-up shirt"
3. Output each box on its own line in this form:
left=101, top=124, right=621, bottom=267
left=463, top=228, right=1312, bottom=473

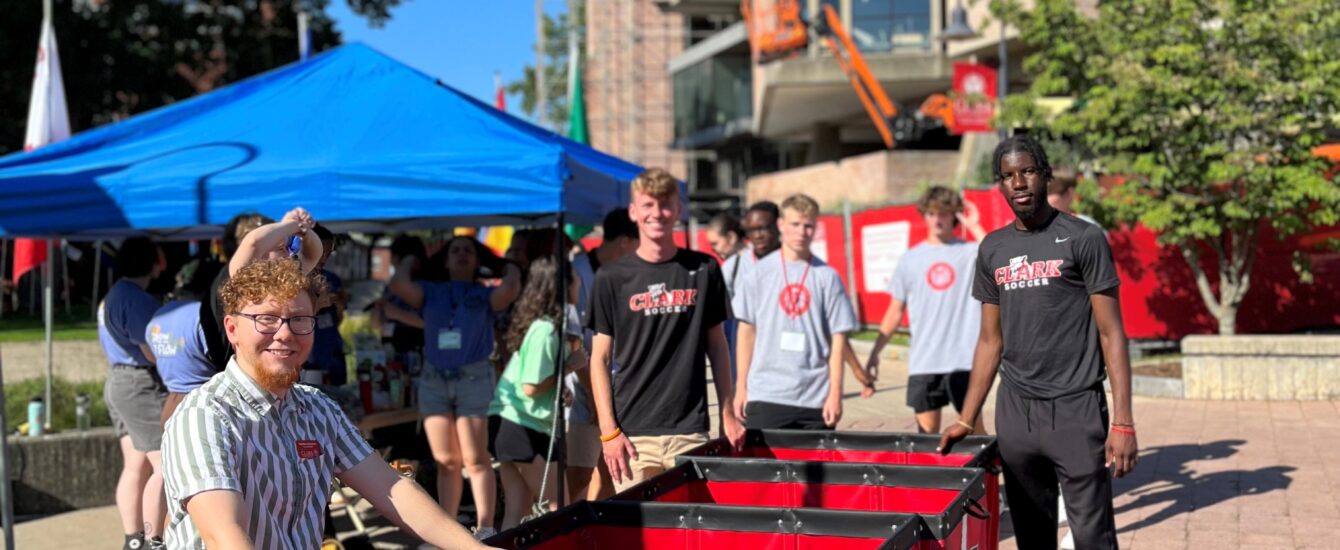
left=162, top=359, right=372, bottom=549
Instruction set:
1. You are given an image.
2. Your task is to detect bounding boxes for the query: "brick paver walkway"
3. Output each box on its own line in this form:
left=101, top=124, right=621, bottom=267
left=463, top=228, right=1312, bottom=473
left=7, top=342, right=1336, bottom=549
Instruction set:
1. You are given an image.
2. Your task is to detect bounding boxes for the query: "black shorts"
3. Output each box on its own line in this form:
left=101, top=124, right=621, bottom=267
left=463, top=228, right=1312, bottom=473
left=488, top=415, right=559, bottom=463
left=906, top=371, right=971, bottom=413
left=745, top=401, right=828, bottom=430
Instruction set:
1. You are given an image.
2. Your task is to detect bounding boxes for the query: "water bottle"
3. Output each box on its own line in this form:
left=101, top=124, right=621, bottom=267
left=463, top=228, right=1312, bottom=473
left=75, top=393, right=91, bottom=431
left=405, top=350, right=422, bottom=376
left=27, top=397, right=45, bottom=436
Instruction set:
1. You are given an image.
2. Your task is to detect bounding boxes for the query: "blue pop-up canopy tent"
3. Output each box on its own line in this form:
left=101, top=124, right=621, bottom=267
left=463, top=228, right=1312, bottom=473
left=0, top=43, right=646, bottom=239
left=0, top=43, right=663, bottom=521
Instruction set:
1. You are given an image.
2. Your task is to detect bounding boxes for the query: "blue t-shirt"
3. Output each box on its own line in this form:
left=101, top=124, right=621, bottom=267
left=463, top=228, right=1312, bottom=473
left=309, top=270, right=347, bottom=384
left=421, top=281, right=495, bottom=372
left=146, top=300, right=213, bottom=393
left=98, top=279, right=160, bottom=367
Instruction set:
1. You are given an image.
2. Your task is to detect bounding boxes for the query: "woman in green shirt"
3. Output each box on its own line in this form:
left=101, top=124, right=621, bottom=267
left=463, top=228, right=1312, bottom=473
left=489, top=257, right=585, bottom=529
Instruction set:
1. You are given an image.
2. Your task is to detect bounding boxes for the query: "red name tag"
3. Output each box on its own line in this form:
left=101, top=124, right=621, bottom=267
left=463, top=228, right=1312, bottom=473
left=295, top=440, right=322, bottom=460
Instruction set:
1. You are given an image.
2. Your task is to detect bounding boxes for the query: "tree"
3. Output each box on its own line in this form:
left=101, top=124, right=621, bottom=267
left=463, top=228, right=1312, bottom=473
left=0, top=0, right=406, bottom=156
left=508, top=5, right=584, bottom=132
left=996, top=0, right=1340, bottom=335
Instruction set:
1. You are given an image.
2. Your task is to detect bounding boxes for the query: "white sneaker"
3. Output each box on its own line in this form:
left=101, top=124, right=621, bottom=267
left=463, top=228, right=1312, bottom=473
left=473, top=527, right=497, bottom=541
left=1060, top=529, right=1076, bottom=549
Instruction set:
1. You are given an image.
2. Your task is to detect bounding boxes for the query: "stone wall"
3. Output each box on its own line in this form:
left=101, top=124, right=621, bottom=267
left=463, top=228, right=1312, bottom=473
left=745, top=149, right=960, bottom=211
left=1182, top=335, right=1340, bottom=400
left=1, top=340, right=106, bottom=383
left=5, top=428, right=121, bottom=515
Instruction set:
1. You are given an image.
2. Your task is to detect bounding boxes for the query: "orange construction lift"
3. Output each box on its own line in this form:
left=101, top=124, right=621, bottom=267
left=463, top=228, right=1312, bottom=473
left=742, top=1, right=953, bottom=148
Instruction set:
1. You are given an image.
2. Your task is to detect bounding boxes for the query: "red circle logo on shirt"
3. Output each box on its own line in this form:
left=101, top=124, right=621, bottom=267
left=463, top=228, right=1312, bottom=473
left=926, top=262, right=956, bottom=291
left=779, top=284, right=812, bottom=318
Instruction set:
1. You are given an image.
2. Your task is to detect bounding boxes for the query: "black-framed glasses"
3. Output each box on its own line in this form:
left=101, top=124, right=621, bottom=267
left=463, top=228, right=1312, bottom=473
left=235, top=313, right=318, bottom=335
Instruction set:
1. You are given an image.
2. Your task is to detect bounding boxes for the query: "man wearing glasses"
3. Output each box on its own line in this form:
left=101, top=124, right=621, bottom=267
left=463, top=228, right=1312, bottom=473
left=161, top=259, right=493, bottom=550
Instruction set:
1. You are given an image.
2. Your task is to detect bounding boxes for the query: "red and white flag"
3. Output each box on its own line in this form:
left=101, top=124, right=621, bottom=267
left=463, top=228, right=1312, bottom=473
left=494, top=71, right=506, bottom=111
left=15, top=14, right=72, bottom=282
left=25, top=15, right=70, bottom=152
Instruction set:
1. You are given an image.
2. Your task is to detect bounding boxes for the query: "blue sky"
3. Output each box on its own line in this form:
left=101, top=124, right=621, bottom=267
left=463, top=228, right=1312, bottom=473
left=328, top=1, right=569, bottom=119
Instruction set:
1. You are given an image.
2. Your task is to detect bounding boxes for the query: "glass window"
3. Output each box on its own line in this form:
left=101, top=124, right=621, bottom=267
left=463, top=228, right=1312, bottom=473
left=673, top=53, right=752, bottom=141
left=850, top=0, right=931, bottom=52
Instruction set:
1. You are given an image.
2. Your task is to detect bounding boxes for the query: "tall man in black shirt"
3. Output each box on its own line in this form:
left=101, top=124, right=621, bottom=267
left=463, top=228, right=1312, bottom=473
left=588, top=168, right=746, bottom=492
left=939, top=136, right=1138, bottom=549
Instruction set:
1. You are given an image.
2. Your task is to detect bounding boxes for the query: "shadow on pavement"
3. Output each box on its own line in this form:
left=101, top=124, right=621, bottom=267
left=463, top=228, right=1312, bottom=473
left=1111, top=439, right=1294, bottom=533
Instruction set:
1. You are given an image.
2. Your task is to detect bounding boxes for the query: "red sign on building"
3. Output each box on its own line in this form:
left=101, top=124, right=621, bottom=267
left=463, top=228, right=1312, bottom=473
left=950, top=63, right=997, bottom=134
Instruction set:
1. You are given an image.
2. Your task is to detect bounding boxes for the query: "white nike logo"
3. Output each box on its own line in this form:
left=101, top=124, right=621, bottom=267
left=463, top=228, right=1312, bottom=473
left=1055, top=236, right=1070, bottom=243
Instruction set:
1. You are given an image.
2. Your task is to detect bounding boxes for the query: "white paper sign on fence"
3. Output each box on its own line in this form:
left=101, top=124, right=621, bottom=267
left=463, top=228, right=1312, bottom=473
left=861, top=221, right=911, bottom=293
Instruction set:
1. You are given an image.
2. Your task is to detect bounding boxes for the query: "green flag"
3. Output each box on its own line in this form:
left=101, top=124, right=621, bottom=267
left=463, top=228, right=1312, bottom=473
left=567, top=31, right=589, bottom=144
left=564, top=18, right=594, bottom=241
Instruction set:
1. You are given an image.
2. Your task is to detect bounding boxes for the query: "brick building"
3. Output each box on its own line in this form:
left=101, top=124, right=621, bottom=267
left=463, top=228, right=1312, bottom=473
left=584, top=0, right=688, bottom=181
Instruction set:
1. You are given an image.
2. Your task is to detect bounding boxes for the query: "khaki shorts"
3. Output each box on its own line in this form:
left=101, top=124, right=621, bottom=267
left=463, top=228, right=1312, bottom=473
left=566, top=421, right=602, bottom=469
left=612, top=432, right=709, bottom=493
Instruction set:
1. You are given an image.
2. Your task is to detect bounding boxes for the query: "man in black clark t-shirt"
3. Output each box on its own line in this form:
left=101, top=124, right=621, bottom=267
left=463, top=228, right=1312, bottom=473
left=938, top=135, right=1138, bottom=550
left=588, top=168, right=746, bottom=492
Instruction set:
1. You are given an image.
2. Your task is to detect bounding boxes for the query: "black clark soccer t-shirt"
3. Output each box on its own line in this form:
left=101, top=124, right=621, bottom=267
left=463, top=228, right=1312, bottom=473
left=588, top=248, right=729, bottom=436
left=972, top=211, right=1120, bottom=399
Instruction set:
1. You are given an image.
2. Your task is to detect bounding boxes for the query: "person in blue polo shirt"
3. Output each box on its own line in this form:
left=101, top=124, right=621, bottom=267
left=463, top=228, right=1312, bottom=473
left=389, top=235, right=522, bottom=539
left=99, top=236, right=167, bottom=550
left=146, top=258, right=220, bottom=429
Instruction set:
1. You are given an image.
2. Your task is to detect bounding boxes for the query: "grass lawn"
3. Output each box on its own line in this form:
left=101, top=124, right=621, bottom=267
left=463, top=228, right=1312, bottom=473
left=4, top=376, right=111, bottom=432
left=0, top=304, right=100, bottom=343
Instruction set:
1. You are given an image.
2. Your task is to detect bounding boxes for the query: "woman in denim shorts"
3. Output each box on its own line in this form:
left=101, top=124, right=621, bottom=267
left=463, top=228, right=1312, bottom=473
left=388, top=236, right=521, bottom=538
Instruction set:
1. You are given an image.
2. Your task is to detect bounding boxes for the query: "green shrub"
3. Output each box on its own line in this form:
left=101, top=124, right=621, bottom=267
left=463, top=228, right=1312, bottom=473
left=3, top=377, right=111, bottom=433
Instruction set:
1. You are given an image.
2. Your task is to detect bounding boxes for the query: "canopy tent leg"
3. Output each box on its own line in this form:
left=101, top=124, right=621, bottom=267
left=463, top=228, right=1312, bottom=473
left=91, top=240, right=102, bottom=321
left=61, top=241, right=70, bottom=315
left=0, top=239, right=6, bottom=319
left=0, top=351, right=16, bottom=549
left=554, top=213, right=567, bottom=508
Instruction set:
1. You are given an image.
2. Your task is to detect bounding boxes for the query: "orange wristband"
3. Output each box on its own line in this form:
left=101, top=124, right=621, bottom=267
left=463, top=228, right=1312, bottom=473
left=600, top=428, right=623, bottom=442
left=1111, top=426, right=1136, bottom=436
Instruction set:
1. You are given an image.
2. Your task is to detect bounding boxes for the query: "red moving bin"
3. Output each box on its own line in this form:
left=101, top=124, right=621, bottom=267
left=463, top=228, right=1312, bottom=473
left=486, top=500, right=924, bottom=550
left=615, top=457, right=992, bottom=550
left=679, top=430, right=1001, bottom=550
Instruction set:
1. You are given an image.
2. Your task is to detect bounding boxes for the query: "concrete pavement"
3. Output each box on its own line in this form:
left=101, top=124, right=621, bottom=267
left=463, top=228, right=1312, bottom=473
left=6, top=341, right=1335, bottom=549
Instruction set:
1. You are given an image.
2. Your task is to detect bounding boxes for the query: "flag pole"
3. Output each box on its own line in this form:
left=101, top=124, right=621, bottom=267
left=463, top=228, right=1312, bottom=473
left=44, top=240, right=55, bottom=430
left=40, top=0, right=56, bottom=434
left=297, top=9, right=311, bottom=60
left=535, top=0, right=547, bottom=129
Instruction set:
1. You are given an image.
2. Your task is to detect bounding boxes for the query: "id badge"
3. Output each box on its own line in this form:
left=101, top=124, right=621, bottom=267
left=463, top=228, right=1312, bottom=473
left=381, top=322, right=395, bottom=338
left=779, top=331, right=806, bottom=353
left=437, top=329, right=463, bottom=350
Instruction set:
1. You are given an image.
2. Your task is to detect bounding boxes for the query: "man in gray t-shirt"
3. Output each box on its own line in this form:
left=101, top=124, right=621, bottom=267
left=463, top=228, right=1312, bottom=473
left=733, top=194, right=858, bottom=430
left=866, top=186, right=986, bottom=434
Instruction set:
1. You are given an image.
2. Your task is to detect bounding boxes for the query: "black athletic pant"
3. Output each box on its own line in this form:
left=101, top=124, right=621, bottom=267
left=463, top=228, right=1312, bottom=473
left=996, top=382, right=1117, bottom=550
left=745, top=401, right=829, bottom=430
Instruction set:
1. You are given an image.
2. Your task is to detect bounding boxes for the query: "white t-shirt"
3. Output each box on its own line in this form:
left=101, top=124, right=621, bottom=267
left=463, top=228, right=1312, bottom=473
left=888, top=240, right=982, bottom=375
